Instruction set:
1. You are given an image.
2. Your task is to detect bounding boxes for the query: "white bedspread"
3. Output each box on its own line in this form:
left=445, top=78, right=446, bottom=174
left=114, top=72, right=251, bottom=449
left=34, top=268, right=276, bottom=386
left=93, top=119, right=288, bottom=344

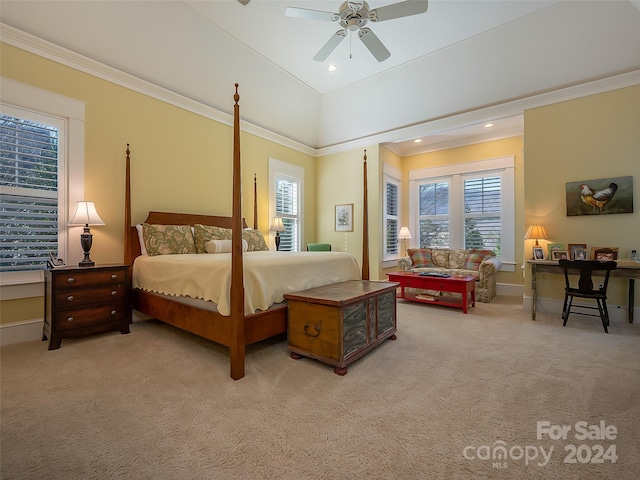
left=132, top=251, right=361, bottom=315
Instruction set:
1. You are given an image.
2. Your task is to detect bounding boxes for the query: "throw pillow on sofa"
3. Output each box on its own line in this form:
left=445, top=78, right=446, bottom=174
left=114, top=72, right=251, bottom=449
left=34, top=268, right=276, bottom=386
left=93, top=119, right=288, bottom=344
left=464, top=249, right=495, bottom=270
left=407, top=248, right=434, bottom=267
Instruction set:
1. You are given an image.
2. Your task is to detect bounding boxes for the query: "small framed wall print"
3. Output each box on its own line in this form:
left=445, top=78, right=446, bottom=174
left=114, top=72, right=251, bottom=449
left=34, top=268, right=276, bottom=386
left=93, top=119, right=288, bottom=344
left=532, top=246, right=545, bottom=260
left=335, top=204, right=354, bottom=232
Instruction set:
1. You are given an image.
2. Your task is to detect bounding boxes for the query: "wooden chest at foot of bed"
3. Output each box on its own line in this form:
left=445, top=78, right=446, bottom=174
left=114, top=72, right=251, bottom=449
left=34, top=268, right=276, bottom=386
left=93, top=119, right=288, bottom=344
left=284, top=280, right=398, bottom=375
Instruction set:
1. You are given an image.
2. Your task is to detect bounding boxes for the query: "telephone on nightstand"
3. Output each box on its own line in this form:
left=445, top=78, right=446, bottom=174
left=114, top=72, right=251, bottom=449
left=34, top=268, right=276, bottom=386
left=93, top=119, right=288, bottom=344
left=47, top=253, right=65, bottom=269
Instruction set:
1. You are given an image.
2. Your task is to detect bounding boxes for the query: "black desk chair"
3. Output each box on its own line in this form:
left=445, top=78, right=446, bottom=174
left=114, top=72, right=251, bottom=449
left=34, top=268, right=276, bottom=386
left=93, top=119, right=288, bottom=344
left=558, top=259, right=617, bottom=333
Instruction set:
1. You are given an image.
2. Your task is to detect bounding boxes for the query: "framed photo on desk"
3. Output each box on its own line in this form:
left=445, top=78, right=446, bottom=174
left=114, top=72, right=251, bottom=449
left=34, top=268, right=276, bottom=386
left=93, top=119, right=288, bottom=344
left=533, top=246, right=545, bottom=260
left=568, top=243, right=587, bottom=260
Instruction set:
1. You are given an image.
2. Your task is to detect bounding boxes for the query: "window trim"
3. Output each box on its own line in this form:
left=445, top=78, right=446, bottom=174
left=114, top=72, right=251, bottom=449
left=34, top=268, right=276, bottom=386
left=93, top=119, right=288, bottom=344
left=268, top=158, right=304, bottom=252
left=0, top=78, right=85, bottom=288
left=383, top=163, right=402, bottom=263
left=409, top=156, right=515, bottom=272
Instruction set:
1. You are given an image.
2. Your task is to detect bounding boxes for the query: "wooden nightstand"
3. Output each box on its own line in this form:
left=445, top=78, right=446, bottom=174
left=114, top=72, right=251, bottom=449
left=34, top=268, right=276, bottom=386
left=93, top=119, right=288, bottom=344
left=43, top=264, right=131, bottom=350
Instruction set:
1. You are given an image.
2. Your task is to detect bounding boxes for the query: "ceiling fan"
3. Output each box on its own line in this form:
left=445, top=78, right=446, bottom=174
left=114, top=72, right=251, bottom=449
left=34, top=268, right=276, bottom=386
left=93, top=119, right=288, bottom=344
left=285, top=1, right=429, bottom=62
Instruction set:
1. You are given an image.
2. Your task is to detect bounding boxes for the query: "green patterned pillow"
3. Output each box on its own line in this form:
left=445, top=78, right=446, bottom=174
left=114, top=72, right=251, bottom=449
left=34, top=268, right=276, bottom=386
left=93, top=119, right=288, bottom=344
left=407, top=248, right=434, bottom=267
left=142, top=224, right=196, bottom=256
left=448, top=249, right=468, bottom=269
left=430, top=248, right=450, bottom=268
left=242, top=229, right=269, bottom=251
left=193, top=224, right=232, bottom=253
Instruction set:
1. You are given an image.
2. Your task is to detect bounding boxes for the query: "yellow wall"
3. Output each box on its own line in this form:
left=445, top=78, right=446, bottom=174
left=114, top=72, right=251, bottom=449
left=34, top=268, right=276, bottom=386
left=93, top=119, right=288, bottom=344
left=316, top=146, right=382, bottom=279
left=524, top=85, right=640, bottom=306
left=392, top=136, right=525, bottom=287
left=0, top=43, right=315, bottom=325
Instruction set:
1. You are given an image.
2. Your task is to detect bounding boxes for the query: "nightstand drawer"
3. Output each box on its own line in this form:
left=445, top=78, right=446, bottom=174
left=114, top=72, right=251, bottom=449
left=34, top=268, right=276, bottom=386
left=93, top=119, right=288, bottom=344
left=55, top=284, right=127, bottom=307
left=53, top=268, right=128, bottom=289
left=55, top=304, right=128, bottom=331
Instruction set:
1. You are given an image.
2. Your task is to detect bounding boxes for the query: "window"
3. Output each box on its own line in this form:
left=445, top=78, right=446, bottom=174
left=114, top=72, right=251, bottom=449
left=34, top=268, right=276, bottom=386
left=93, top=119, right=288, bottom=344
left=269, top=158, right=304, bottom=251
left=383, top=164, right=402, bottom=261
left=1, top=110, right=61, bottom=272
left=409, top=156, right=515, bottom=271
left=0, top=78, right=85, bottom=288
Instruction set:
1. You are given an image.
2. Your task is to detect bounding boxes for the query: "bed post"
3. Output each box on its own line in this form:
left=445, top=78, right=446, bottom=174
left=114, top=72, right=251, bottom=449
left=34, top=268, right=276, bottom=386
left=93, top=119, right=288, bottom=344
left=362, top=150, right=370, bottom=280
left=124, top=144, right=132, bottom=266
left=253, top=173, right=258, bottom=230
left=230, top=84, right=246, bottom=380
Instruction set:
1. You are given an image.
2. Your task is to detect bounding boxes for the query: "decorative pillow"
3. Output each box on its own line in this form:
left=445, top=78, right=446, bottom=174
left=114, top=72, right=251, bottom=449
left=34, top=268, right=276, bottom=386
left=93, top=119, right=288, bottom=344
left=193, top=224, right=232, bottom=253
left=464, top=249, right=495, bottom=271
left=242, top=229, right=269, bottom=251
left=448, top=249, right=468, bottom=269
left=205, top=239, right=248, bottom=254
left=407, top=248, right=434, bottom=268
left=430, top=248, right=450, bottom=268
left=142, top=224, right=196, bottom=256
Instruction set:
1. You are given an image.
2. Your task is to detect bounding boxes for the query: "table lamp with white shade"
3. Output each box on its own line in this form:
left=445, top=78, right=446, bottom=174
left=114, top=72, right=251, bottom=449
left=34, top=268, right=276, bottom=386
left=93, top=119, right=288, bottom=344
left=398, top=226, right=412, bottom=257
left=68, top=201, right=105, bottom=267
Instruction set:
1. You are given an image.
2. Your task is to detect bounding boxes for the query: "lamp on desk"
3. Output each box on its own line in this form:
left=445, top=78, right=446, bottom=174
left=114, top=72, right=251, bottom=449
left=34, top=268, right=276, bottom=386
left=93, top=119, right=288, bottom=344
left=398, top=226, right=412, bottom=257
left=68, top=201, right=105, bottom=267
left=269, top=217, right=285, bottom=251
left=524, top=224, right=548, bottom=259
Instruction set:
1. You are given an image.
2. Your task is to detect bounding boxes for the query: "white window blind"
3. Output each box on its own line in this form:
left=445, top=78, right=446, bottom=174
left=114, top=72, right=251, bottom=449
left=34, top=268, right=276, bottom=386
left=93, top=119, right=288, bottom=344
left=463, top=175, right=502, bottom=253
left=275, top=176, right=299, bottom=252
left=1, top=114, right=59, bottom=272
left=383, top=176, right=399, bottom=259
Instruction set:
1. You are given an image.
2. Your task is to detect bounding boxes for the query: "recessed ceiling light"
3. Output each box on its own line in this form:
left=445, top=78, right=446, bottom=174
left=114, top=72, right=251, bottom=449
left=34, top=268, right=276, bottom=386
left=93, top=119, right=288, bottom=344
left=484, top=122, right=495, bottom=128
left=414, top=139, right=422, bottom=143
left=326, top=65, right=337, bottom=72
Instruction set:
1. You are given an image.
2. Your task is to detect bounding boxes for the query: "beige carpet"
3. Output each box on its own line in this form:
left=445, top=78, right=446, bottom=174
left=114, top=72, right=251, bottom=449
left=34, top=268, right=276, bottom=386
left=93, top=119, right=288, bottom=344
left=2, top=296, right=639, bottom=479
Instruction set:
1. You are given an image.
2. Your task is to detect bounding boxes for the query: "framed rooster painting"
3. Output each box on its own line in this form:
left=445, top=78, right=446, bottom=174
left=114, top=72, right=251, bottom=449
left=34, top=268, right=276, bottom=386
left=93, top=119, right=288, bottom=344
left=566, top=176, right=634, bottom=216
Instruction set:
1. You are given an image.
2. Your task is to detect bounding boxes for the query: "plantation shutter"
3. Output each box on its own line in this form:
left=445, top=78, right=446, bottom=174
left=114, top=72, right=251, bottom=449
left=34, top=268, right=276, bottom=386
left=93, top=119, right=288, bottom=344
left=463, top=175, right=501, bottom=252
left=0, top=114, right=59, bottom=272
left=385, top=180, right=399, bottom=256
left=275, top=176, right=299, bottom=251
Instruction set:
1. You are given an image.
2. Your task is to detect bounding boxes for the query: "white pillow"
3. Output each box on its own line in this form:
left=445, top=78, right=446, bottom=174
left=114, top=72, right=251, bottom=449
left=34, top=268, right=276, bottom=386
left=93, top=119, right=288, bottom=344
left=136, top=224, right=147, bottom=256
left=205, top=239, right=248, bottom=254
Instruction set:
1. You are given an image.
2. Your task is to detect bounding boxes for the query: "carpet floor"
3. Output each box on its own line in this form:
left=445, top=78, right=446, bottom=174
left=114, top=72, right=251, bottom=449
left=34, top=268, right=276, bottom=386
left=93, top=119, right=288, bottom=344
left=2, top=296, right=639, bottom=479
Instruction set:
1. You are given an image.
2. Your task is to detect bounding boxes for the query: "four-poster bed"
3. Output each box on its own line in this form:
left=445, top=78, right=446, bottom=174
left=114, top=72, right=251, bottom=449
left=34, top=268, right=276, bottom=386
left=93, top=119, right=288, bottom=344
left=124, top=85, right=371, bottom=380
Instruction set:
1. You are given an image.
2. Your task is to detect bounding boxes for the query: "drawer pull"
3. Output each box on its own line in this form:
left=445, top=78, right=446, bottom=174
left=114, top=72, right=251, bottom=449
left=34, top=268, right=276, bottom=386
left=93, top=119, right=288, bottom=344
left=111, top=290, right=117, bottom=296
left=67, top=295, right=74, bottom=302
left=66, top=277, right=75, bottom=283
left=111, top=274, right=118, bottom=280
left=66, top=317, right=74, bottom=323
left=303, top=323, right=321, bottom=337
left=110, top=310, right=117, bottom=316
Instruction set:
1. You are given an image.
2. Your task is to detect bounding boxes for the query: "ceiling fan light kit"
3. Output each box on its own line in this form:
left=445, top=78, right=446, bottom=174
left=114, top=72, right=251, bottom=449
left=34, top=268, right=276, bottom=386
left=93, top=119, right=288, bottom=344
left=286, top=0, right=429, bottom=62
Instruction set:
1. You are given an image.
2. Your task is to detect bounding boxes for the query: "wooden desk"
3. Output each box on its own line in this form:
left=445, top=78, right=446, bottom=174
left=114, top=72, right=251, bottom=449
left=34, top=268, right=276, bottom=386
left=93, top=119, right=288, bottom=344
left=528, top=260, right=640, bottom=323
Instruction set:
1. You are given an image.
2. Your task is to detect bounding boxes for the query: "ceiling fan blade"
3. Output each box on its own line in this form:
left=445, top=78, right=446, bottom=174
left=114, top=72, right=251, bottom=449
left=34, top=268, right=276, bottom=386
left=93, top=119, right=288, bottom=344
left=285, top=7, right=339, bottom=22
left=313, top=30, right=347, bottom=62
left=369, top=0, right=429, bottom=22
left=358, top=28, right=391, bottom=62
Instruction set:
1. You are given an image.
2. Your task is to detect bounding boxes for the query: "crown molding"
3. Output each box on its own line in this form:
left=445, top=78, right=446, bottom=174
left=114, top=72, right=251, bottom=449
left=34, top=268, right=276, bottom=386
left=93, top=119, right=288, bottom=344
left=0, top=23, right=316, bottom=157
left=2, top=23, right=638, bottom=158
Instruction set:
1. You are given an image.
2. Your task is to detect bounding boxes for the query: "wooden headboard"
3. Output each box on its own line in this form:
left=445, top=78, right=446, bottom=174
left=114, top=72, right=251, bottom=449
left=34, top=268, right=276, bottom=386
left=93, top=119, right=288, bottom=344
left=125, top=211, right=248, bottom=264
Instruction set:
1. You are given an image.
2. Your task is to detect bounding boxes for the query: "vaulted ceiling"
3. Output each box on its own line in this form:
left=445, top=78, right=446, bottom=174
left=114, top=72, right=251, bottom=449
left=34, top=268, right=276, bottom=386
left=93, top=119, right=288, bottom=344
left=2, top=1, right=640, bottom=154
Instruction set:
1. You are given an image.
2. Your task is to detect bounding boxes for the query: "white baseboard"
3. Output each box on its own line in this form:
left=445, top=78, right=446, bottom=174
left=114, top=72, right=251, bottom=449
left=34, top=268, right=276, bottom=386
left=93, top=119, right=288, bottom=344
left=497, top=283, right=524, bottom=297
left=522, top=295, right=639, bottom=324
left=0, top=318, right=44, bottom=347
